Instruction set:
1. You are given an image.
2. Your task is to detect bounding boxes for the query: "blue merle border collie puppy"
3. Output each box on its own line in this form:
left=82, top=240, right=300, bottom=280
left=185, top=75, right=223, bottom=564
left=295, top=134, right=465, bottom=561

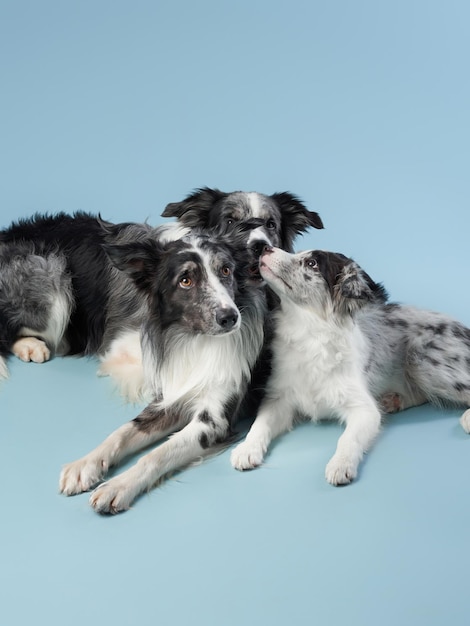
left=231, top=247, right=470, bottom=485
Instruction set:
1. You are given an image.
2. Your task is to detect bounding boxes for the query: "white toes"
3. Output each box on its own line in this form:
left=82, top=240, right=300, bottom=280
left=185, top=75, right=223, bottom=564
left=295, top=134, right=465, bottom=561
left=12, top=337, right=50, bottom=363
left=460, top=409, right=470, bottom=434
left=325, top=453, right=358, bottom=486
left=59, top=456, right=108, bottom=495
left=89, top=477, right=136, bottom=514
left=230, top=441, right=265, bottom=471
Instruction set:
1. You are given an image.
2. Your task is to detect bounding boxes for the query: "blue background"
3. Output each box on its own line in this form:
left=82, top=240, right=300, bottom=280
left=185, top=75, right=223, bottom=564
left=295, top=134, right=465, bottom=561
left=1, top=2, right=469, bottom=625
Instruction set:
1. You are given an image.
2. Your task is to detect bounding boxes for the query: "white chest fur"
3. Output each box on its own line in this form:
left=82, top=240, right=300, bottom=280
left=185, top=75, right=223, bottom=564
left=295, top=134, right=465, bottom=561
left=268, top=303, right=367, bottom=420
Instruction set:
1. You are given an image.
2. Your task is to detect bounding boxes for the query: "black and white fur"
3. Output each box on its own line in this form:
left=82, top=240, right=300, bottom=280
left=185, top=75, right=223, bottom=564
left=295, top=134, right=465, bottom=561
left=231, top=247, right=470, bottom=485
left=0, top=212, right=156, bottom=397
left=59, top=230, right=268, bottom=512
left=0, top=189, right=323, bottom=400
left=161, top=187, right=324, bottom=253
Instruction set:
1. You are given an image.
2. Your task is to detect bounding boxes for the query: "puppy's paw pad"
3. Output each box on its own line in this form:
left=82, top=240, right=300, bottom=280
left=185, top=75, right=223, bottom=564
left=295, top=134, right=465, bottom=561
left=230, top=442, right=265, bottom=471
left=460, top=409, right=470, bottom=434
left=12, top=337, right=50, bottom=363
left=380, top=392, right=404, bottom=414
left=325, top=455, right=358, bottom=486
left=89, top=481, right=133, bottom=514
left=59, top=458, right=107, bottom=495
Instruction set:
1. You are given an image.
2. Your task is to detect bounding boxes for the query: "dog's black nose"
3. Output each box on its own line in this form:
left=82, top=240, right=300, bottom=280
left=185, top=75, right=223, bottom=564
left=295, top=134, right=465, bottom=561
left=261, top=245, right=274, bottom=255
left=216, top=308, right=239, bottom=330
left=251, top=239, right=271, bottom=257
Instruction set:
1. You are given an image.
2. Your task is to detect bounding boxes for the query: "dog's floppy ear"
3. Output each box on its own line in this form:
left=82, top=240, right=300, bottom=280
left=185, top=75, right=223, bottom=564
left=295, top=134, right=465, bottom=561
left=103, top=240, right=164, bottom=292
left=330, top=255, right=388, bottom=315
left=162, top=187, right=228, bottom=228
left=271, top=192, right=324, bottom=252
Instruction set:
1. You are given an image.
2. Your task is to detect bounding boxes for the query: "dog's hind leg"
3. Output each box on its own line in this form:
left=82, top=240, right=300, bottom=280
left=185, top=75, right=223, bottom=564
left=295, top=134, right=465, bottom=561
left=59, top=402, right=186, bottom=496
left=88, top=413, right=231, bottom=514
left=403, top=321, right=470, bottom=433
left=378, top=390, right=427, bottom=414
left=1, top=252, right=73, bottom=364
left=325, top=393, right=381, bottom=486
left=231, top=396, right=295, bottom=470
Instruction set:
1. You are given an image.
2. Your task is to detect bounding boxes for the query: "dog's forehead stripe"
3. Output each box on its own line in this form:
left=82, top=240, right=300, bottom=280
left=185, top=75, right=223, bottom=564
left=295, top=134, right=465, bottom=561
left=222, top=192, right=275, bottom=221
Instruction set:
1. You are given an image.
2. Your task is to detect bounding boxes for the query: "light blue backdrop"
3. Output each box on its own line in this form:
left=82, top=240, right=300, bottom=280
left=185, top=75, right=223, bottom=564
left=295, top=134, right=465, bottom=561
left=1, top=2, right=469, bottom=625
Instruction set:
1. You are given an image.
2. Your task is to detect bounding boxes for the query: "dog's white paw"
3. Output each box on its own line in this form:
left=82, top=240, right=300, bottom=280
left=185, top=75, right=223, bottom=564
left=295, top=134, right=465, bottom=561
left=59, top=456, right=108, bottom=495
left=89, top=476, right=137, bottom=514
left=325, top=453, right=358, bottom=486
left=460, top=409, right=470, bottom=434
left=231, top=441, right=265, bottom=471
left=12, top=337, right=50, bottom=363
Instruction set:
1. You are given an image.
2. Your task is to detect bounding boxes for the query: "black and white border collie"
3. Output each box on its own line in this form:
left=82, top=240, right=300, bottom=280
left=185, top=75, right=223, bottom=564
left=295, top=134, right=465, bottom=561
left=59, top=230, right=268, bottom=512
left=231, top=247, right=470, bottom=485
left=0, top=188, right=323, bottom=402
left=161, top=187, right=324, bottom=252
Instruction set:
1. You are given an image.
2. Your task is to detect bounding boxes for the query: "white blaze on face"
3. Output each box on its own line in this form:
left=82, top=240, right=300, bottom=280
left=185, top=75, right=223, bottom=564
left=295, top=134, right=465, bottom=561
left=246, top=192, right=264, bottom=218
left=198, top=247, right=240, bottom=330
left=245, top=192, right=275, bottom=248
left=247, top=226, right=272, bottom=248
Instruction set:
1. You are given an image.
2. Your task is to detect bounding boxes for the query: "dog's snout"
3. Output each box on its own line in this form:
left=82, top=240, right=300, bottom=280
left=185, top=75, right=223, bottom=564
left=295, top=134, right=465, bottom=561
left=216, top=307, right=239, bottom=330
left=261, top=245, right=274, bottom=256
left=251, top=239, right=271, bottom=257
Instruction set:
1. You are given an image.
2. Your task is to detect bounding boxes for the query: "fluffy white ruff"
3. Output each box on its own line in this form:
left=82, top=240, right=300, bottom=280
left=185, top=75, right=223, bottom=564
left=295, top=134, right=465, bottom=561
left=144, top=324, right=261, bottom=412
left=98, top=330, right=149, bottom=403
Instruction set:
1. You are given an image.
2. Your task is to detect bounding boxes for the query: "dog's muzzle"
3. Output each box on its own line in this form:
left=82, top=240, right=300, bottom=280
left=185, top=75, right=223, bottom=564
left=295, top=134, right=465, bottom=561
left=216, top=306, right=240, bottom=331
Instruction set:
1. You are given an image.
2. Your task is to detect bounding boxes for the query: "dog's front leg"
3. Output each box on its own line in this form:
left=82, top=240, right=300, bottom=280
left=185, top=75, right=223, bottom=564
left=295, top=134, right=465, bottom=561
left=325, top=395, right=381, bottom=486
left=89, top=414, right=229, bottom=514
left=59, top=403, right=185, bottom=495
left=231, top=396, right=294, bottom=470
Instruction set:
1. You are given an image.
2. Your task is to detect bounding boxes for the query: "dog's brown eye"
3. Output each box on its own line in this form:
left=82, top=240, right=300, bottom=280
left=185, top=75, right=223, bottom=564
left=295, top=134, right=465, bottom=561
left=266, top=219, right=276, bottom=229
left=221, top=266, right=231, bottom=277
left=306, top=259, right=318, bottom=269
left=179, top=276, right=193, bottom=288
left=227, top=218, right=235, bottom=226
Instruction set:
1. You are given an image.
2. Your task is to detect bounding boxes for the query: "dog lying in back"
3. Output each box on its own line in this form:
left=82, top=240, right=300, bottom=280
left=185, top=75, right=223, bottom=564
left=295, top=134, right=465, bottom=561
left=59, top=229, right=269, bottom=513
left=161, top=187, right=324, bottom=252
left=0, top=212, right=153, bottom=394
left=0, top=188, right=323, bottom=400
left=231, top=247, right=470, bottom=485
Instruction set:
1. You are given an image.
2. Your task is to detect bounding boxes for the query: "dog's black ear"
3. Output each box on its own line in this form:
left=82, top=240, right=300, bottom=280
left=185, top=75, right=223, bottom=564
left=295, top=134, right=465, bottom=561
left=271, top=192, right=324, bottom=252
left=332, top=256, right=388, bottom=315
left=103, top=240, right=163, bottom=291
left=162, top=187, right=228, bottom=228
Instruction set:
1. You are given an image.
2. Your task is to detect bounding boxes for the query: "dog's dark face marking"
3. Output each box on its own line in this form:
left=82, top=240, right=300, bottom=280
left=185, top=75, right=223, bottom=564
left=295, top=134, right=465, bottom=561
left=162, top=187, right=324, bottom=252
left=104, top=235, right=241, bottom=335
left=259, top=247, right=388, bottom=315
